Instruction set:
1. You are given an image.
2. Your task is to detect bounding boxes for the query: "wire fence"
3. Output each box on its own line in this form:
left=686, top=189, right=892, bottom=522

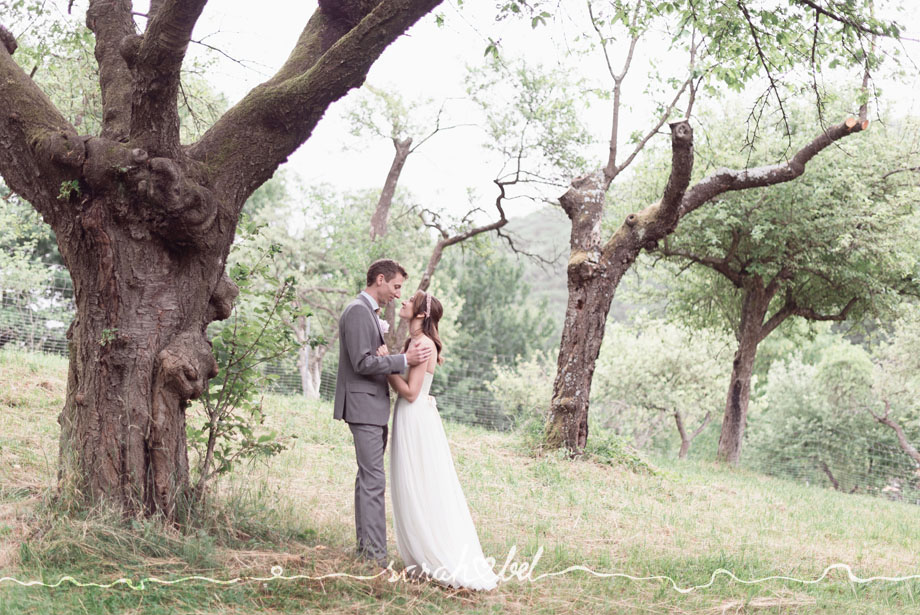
left=3, top=272, right=920, bottom=506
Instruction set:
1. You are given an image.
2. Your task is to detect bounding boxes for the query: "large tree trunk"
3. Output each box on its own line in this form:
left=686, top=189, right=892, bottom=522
left=716, top=283, right=771, bottom=464
left=56, top=192, right=238, bottom=518
left=544, top=170, right=640, bottom=452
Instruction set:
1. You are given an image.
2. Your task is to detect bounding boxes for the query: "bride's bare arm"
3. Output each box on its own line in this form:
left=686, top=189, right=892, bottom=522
left=387, top=339, right=433, bottom=402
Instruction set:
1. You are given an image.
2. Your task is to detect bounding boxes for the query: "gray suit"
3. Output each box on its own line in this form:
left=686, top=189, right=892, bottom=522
left=334, top=294, right=405, bottom=565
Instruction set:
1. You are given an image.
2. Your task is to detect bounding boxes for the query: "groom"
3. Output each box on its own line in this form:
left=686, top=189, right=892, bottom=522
left=334, top=258, right=431, bottom=568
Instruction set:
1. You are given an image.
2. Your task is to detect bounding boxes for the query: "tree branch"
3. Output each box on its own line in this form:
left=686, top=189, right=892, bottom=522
left=789, top=295, right=859, bottom=322
left=129, top=0, right=209, bottom=155
left=792, top=0, right=896, bottom=38
left=679, top=117, right=868, bottom=218
left=0, top=26, right=84, bottom=227
left=867, top=400, right=920, bottom=466
left=189, top=0, right=442, bottom=210
left=86, top=0, right=135, bottom=141
left=656, top=242, right=744, bottom=287
left=656, top=120, right=694, bottom=224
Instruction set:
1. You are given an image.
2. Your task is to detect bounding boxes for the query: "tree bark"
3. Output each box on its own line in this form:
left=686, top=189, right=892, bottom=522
left=370, top=137, right=412, bottom=240
left=715, top=282, right=773, bottom=464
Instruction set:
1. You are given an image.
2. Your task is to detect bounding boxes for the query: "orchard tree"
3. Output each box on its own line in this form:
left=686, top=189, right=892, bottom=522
left=868, top=312, right=920, bottom=466
left=492, top=0, right=901, bottom=453
left=591, top=320, right=730, bottom=459
left=0, top=0, right=442, bottom=518
left=650, top=109, right=919, bottom=463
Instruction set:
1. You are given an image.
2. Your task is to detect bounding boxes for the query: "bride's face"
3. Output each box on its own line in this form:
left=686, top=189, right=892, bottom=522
left=398, top=294, right=417, bottom=320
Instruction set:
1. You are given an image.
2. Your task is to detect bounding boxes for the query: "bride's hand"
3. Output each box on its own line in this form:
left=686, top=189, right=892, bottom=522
left=376, top=345, right=390, bottom=356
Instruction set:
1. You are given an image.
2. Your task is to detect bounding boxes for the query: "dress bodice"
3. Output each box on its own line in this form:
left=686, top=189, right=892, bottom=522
left=398, top=371, right=434, bottom=405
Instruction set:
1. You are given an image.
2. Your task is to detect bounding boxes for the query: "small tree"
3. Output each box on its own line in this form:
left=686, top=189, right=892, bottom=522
left=591, top=320, right=729, bottom=458
left=649, top=108, right=919, bottom=463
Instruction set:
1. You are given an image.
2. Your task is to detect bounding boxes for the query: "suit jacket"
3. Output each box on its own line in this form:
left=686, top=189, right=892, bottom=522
left=333, top=294, right=405, bottom=426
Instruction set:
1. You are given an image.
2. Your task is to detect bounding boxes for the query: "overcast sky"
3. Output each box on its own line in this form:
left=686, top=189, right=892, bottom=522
left=21, top=1, right=920, bottom=222
left=181, top=1, right=920, bottom=222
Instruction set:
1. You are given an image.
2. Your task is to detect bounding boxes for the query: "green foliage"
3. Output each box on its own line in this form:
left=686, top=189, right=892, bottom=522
left=487, top=350, right=555, bottom=424
left=188, top=223, right=306, bottom=499
left=747, top=339, right=920, bottom=497
left=643, top=104, right=920, bottom=342
left=467, top=59, right=593, bottom=182
left=57, top=179, right=81, bottom=201
left=583, top=420, right=658, bottom=474
left=590, top=319, right=730, bottom=457
left=0, top=191, right=71, bottom=354
left=98, top=328, right=117, bottom=347
left=430, top=244, right=558, bottom=428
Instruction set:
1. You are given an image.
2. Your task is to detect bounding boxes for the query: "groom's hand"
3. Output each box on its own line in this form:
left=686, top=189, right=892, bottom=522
left=405, top=341, right=432, bottom=366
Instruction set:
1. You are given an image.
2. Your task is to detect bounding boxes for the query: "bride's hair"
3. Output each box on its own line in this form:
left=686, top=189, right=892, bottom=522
left=402, top=291, right=444, bottom=364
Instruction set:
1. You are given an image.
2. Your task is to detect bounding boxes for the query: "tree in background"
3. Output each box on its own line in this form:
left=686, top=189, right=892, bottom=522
left=0, top=0, right=442, bottom=519
left=591, top=320, right=730, bottom=458
left=491, top=0, right=899, bottom=454
left=432, top=243, right=558, bottom=428
left=867, top=312, right=920, bottom=468
left=747, top=340, right=920, bottom=498
left=648, top=109, right=919, bottom=463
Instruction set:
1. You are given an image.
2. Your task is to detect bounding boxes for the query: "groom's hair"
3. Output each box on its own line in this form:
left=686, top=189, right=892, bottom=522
left=366, top=259, right=408, bottom=286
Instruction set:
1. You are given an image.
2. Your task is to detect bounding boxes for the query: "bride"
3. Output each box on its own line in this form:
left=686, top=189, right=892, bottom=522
left=379, top=291, right=499, bottom=591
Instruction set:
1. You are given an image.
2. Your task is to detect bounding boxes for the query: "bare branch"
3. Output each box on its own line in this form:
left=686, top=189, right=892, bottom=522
left=592, top=0, right=642, bottom=179
left=615, top=71, right=693, bottom=177
left=189, top=0, right=442, bottom=209
left=86, top=0, right=135, bottom=141
left=679, top=116, right=868, bottom=218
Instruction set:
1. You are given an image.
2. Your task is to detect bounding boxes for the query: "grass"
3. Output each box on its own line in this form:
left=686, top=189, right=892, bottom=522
left=2, top=347, right=920, bottom=613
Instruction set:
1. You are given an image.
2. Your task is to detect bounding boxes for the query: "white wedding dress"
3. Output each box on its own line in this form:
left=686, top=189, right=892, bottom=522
left=390, top=372, right=499, bottom=591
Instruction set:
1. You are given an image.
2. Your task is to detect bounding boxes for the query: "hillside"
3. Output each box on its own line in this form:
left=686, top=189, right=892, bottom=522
left=2, top=348, right=920, bottom=614
left=502, top=207, right=653, bottom=328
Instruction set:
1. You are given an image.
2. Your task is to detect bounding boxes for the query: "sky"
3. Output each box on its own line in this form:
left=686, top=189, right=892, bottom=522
left=178, top=0, right=920, bottom=223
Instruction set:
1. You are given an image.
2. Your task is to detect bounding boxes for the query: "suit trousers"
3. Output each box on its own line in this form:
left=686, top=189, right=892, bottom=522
left=349, top=422, right=389, bottom=565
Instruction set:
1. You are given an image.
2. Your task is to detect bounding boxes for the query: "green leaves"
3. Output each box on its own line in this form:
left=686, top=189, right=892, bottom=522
left=188, top=221, right=311, bottom=498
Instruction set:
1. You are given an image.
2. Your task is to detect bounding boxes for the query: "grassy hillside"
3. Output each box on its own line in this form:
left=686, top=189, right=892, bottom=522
left=2, top=348, right=920, bottom=614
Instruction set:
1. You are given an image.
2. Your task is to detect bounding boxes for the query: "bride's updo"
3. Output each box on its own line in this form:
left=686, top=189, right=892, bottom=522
left=403, top=291, right=444, bottom=364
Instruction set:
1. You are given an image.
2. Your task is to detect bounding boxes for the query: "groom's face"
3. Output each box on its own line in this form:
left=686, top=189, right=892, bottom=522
left=379, top=273, right=405, bottom=305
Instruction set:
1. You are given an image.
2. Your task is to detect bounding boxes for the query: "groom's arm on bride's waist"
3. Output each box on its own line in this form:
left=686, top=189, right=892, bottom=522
left=341, top=304, right=405, bottom=375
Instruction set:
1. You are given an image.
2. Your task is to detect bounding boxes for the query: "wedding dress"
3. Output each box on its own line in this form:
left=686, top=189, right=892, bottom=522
left=390, top=371, right=499, bottom=591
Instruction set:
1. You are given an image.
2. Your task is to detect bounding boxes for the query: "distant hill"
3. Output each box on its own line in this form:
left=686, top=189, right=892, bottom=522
left=501, top=206, right=645, bottom=334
